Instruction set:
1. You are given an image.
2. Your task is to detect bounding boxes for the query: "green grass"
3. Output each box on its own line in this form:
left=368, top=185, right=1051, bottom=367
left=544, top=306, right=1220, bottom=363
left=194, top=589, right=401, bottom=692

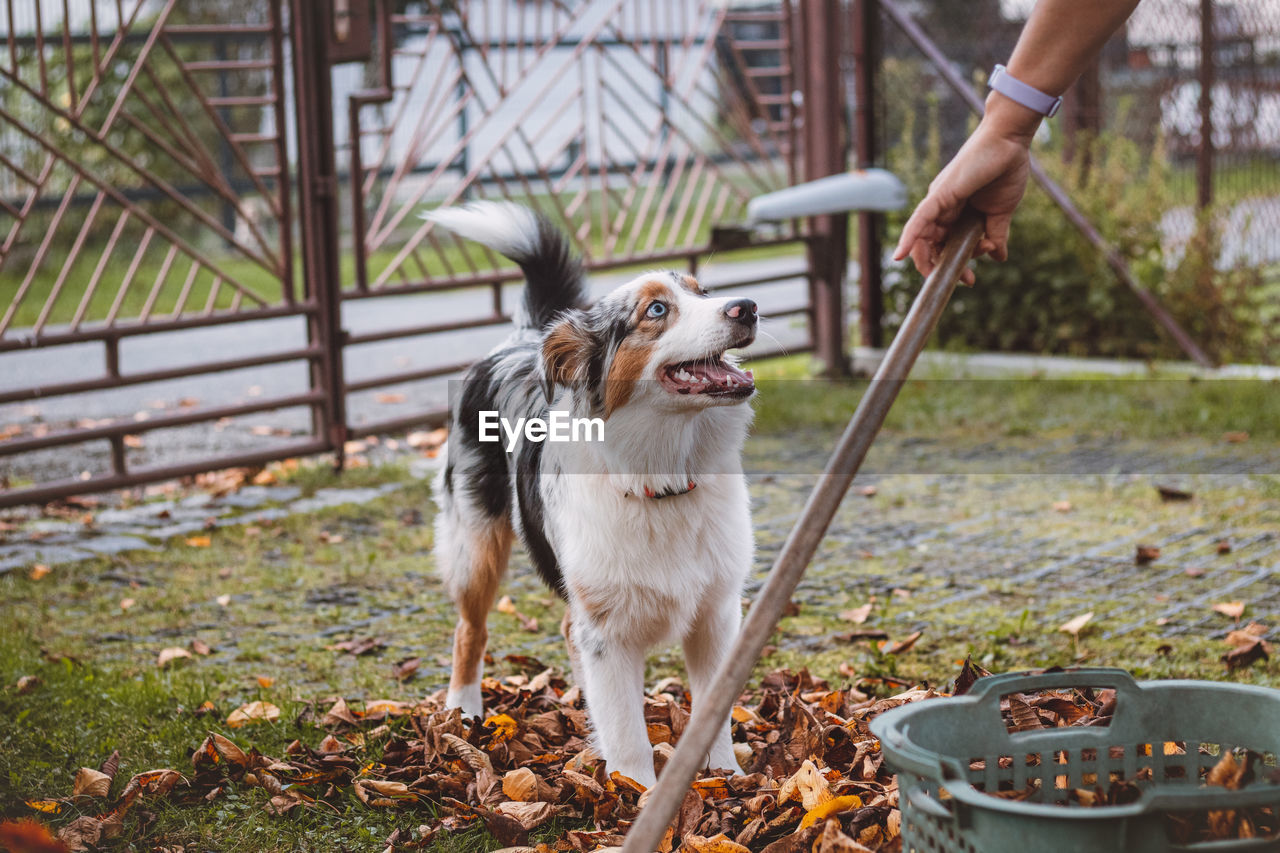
left=2, top=366, right=1277, bottom=849
left=746, top=354, right=1280, bottom=442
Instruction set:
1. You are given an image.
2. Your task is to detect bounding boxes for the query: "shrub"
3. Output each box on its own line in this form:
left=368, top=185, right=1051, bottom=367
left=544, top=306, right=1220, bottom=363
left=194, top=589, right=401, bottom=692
left=881, top=101, right=1274, bottom=365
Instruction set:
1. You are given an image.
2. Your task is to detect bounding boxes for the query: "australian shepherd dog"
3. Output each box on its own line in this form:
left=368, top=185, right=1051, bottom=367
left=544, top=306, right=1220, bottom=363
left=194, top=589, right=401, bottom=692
left=426, top=202, right=757, bottom=787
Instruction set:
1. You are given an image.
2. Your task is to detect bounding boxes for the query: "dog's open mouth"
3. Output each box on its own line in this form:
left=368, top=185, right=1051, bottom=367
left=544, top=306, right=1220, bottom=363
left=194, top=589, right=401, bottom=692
left=659, top=355, right=755, bottom=397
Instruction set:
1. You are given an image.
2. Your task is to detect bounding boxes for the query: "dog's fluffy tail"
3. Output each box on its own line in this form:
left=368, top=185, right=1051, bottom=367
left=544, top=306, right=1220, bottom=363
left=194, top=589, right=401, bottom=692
left=423, top=201, right=584, bottom=331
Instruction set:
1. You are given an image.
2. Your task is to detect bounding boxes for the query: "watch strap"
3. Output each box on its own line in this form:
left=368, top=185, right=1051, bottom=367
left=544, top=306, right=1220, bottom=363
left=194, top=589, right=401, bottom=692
left=989, top=64, right=1063, bottom=118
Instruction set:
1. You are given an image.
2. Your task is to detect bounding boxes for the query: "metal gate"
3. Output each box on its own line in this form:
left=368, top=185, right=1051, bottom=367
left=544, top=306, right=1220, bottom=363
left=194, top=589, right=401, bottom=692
left=0, top=0, right=847, bottom=508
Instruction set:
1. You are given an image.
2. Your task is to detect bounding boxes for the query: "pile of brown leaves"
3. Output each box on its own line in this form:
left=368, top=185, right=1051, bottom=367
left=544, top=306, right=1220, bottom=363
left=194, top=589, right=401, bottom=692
left=10, top=661, right=936, bottom=853
left=8, top=659, right=1278, bottom=852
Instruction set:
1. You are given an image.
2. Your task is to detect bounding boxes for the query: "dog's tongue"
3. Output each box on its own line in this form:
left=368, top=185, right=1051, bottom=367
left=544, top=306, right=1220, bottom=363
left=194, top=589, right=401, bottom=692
left=666, top=359, right=754, bottom=394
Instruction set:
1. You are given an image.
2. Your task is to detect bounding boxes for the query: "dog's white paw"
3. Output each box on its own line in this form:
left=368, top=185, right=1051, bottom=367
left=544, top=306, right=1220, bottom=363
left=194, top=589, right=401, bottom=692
left=445, top=683, right=484, bottom=719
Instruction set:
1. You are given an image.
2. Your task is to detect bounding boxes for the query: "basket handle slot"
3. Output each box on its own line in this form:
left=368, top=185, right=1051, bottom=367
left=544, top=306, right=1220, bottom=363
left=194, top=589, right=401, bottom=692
left=965, top=668, right=1144, bottom=734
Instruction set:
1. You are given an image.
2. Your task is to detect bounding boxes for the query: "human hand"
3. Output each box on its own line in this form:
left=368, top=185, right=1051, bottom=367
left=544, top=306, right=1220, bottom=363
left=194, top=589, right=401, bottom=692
left=892, top=107, right=1035, bottom=285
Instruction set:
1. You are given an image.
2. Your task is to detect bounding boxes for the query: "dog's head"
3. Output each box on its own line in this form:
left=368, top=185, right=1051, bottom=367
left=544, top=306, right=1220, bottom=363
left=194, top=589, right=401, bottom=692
left=539, top=271, right=757, bottom=417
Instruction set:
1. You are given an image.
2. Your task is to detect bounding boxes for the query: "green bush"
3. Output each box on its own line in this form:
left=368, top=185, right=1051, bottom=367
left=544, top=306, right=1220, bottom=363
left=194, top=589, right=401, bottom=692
left=882, top=99, right=1274, bottom=365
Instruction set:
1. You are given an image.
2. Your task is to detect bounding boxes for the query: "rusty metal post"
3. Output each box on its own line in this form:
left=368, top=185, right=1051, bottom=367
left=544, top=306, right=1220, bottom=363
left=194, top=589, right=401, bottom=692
left=853, top=0, right=883, bottom=349
left=800, top=0, right=852, bottom=376
left=292, top=0, right=349, bottom=465
left=1198, top=0, right=1214, bottom=210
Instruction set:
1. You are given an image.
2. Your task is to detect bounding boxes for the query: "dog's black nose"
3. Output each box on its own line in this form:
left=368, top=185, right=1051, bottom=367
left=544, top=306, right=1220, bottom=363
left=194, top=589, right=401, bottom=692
left=724, top=298, right=757, bottom=325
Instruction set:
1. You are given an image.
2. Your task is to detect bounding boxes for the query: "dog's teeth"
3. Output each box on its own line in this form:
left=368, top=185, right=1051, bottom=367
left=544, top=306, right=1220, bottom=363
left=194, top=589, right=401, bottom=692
left=676, top=369, right=691, bottom=381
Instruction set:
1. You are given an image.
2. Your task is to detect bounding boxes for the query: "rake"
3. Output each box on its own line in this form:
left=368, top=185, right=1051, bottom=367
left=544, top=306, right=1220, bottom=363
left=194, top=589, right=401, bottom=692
left=621, top=207, right=986, bottom=853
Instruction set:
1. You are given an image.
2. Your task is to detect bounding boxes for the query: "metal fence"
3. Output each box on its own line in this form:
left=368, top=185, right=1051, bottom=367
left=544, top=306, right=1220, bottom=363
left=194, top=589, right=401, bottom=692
left=0, top=0, right=854, bottom=508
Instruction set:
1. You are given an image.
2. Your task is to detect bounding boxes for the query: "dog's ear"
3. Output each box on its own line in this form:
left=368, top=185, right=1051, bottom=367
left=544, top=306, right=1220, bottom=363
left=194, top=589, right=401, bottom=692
left=539, top=311, right=593, bottom=404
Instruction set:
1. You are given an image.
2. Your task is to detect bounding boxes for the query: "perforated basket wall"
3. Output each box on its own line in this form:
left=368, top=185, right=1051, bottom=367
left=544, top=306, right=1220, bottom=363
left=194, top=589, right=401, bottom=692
left=870, top=668, right=1280, bottom=853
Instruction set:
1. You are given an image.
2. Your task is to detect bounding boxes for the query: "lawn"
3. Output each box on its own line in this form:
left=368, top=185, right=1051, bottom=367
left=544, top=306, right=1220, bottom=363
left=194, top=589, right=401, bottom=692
left=1, top=360, right=1277, bottom=850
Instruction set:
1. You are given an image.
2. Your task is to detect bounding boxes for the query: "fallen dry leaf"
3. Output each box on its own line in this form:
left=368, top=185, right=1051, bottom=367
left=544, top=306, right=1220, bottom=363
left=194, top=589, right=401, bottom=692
left=1058, top=612, right=1094, bottom=636
left=392, top=656, right=420, bottom=682
left=29, top=564, right=51, bottom=580
left=118, top=598, right=135, bottom=611
left=0, top=819, right=68, bottom=853
left=325, top=636, right=386, bottom=656
left=185, top=535, right=212, bottom=548
left=226, top=701, right=280, bottom=728
left=1222, top=431, right=1249, bottom=443
left=156, top=647, right=192, bottom=668
left=15, top=675, right=41, bottom=695
left=1212, top=601, right=1246, bottom=622
left=1222, top=641, right=1269, bottom=670
left=880, top=630, right=923, bottom=656
left=1052, top=500, right=1073, bottom=513
left=1135, top=545, right=1161, bottom=565
left=256, top=675, right=275, bottom=688
left=502, top=767, right=538, bottom=802
left=191, top=640, right=213, bottom=656
left=839, top=604, right=873, bottom=624
left=1156, top=485, right=1193, bottom=502
left=71, top=768, right=111, bottom=799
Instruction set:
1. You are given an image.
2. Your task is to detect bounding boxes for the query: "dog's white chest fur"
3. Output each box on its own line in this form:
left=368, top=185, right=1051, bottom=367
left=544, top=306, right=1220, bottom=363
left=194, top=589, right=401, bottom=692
left=548, top=471, right=753, bottom=649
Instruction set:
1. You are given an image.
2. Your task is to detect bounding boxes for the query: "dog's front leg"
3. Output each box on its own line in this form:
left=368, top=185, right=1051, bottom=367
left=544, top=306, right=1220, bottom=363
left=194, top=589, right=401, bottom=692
left=572, top=618, right=657, bottom=788
left=683, top=593, right=743, bottom=774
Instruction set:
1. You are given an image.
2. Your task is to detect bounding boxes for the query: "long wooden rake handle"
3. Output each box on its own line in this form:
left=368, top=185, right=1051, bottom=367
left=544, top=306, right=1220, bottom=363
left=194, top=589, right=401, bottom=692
left=621, top=208, right=986, bottom=853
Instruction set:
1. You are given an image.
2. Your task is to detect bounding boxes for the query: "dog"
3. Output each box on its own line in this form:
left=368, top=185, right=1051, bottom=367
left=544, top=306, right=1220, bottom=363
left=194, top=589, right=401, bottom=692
left=426, top=201, right=757, bottom=787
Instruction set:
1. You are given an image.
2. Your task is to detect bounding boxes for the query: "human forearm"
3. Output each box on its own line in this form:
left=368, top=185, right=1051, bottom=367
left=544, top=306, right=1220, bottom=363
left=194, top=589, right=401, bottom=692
left=989, top=0, right=1141, bottom=136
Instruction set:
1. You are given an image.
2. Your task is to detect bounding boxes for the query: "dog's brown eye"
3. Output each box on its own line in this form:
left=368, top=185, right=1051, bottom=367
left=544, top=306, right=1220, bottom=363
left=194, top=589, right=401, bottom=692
left=645, top=302, right=667, bottom=319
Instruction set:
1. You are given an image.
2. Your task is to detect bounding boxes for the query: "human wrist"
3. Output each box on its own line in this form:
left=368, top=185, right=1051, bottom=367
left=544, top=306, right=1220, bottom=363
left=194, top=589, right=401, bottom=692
left=981, top=90, right=1042, bottom=145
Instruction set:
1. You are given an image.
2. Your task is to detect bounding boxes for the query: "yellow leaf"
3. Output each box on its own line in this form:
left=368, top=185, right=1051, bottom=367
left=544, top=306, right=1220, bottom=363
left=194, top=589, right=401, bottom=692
left=29, top=564, right=51, bottom=580
left=23, top=799, right=63, bottom=814
left=226, top=700, right=280, bottom=728
left=1058, top=612, right=1093, bottom=636
left=777, top=760, right=832, bottom=810
left=256, top=675, right=275, bottom=688
left=364, top=699, right=412, bottom=717
left=185, top=535, right=212, bottom=548
left=496, top=595, right=517, bottom=614
left=690, top=777, right=730, bottom=799
left=484, top=712, right=518, bottom=744
left=799, top=794, right=863, bottom=829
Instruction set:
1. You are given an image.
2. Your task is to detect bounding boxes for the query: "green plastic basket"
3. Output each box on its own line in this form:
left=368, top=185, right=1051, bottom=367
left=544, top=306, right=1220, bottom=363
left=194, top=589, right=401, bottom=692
left=869, top=668, right=1280, bottom=853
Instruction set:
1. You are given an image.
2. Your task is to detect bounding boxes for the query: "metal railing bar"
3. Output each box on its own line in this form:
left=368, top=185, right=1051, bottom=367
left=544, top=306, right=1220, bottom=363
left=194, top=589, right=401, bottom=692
left=0, top=391, right=325, bottom=458
left=345, top=360, right=476, bottom=394
left=0, top=345, right=322, bottom=406
left=346, top=408, right=450, bottom=440
left=0, top=302, right=315, bottom=352
left=343, top=314, right=509, bottom=347
left=0, top=439, right=333, bottom=510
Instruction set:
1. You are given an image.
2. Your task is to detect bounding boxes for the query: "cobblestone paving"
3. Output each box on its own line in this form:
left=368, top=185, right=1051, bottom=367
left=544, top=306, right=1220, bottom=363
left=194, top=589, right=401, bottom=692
left=1, top=431, right=1276, bottom=689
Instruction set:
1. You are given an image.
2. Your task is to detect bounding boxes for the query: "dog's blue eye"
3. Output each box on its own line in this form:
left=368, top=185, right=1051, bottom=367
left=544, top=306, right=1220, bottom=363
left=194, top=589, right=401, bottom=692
left=646, top=302, right=667, bottom=318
